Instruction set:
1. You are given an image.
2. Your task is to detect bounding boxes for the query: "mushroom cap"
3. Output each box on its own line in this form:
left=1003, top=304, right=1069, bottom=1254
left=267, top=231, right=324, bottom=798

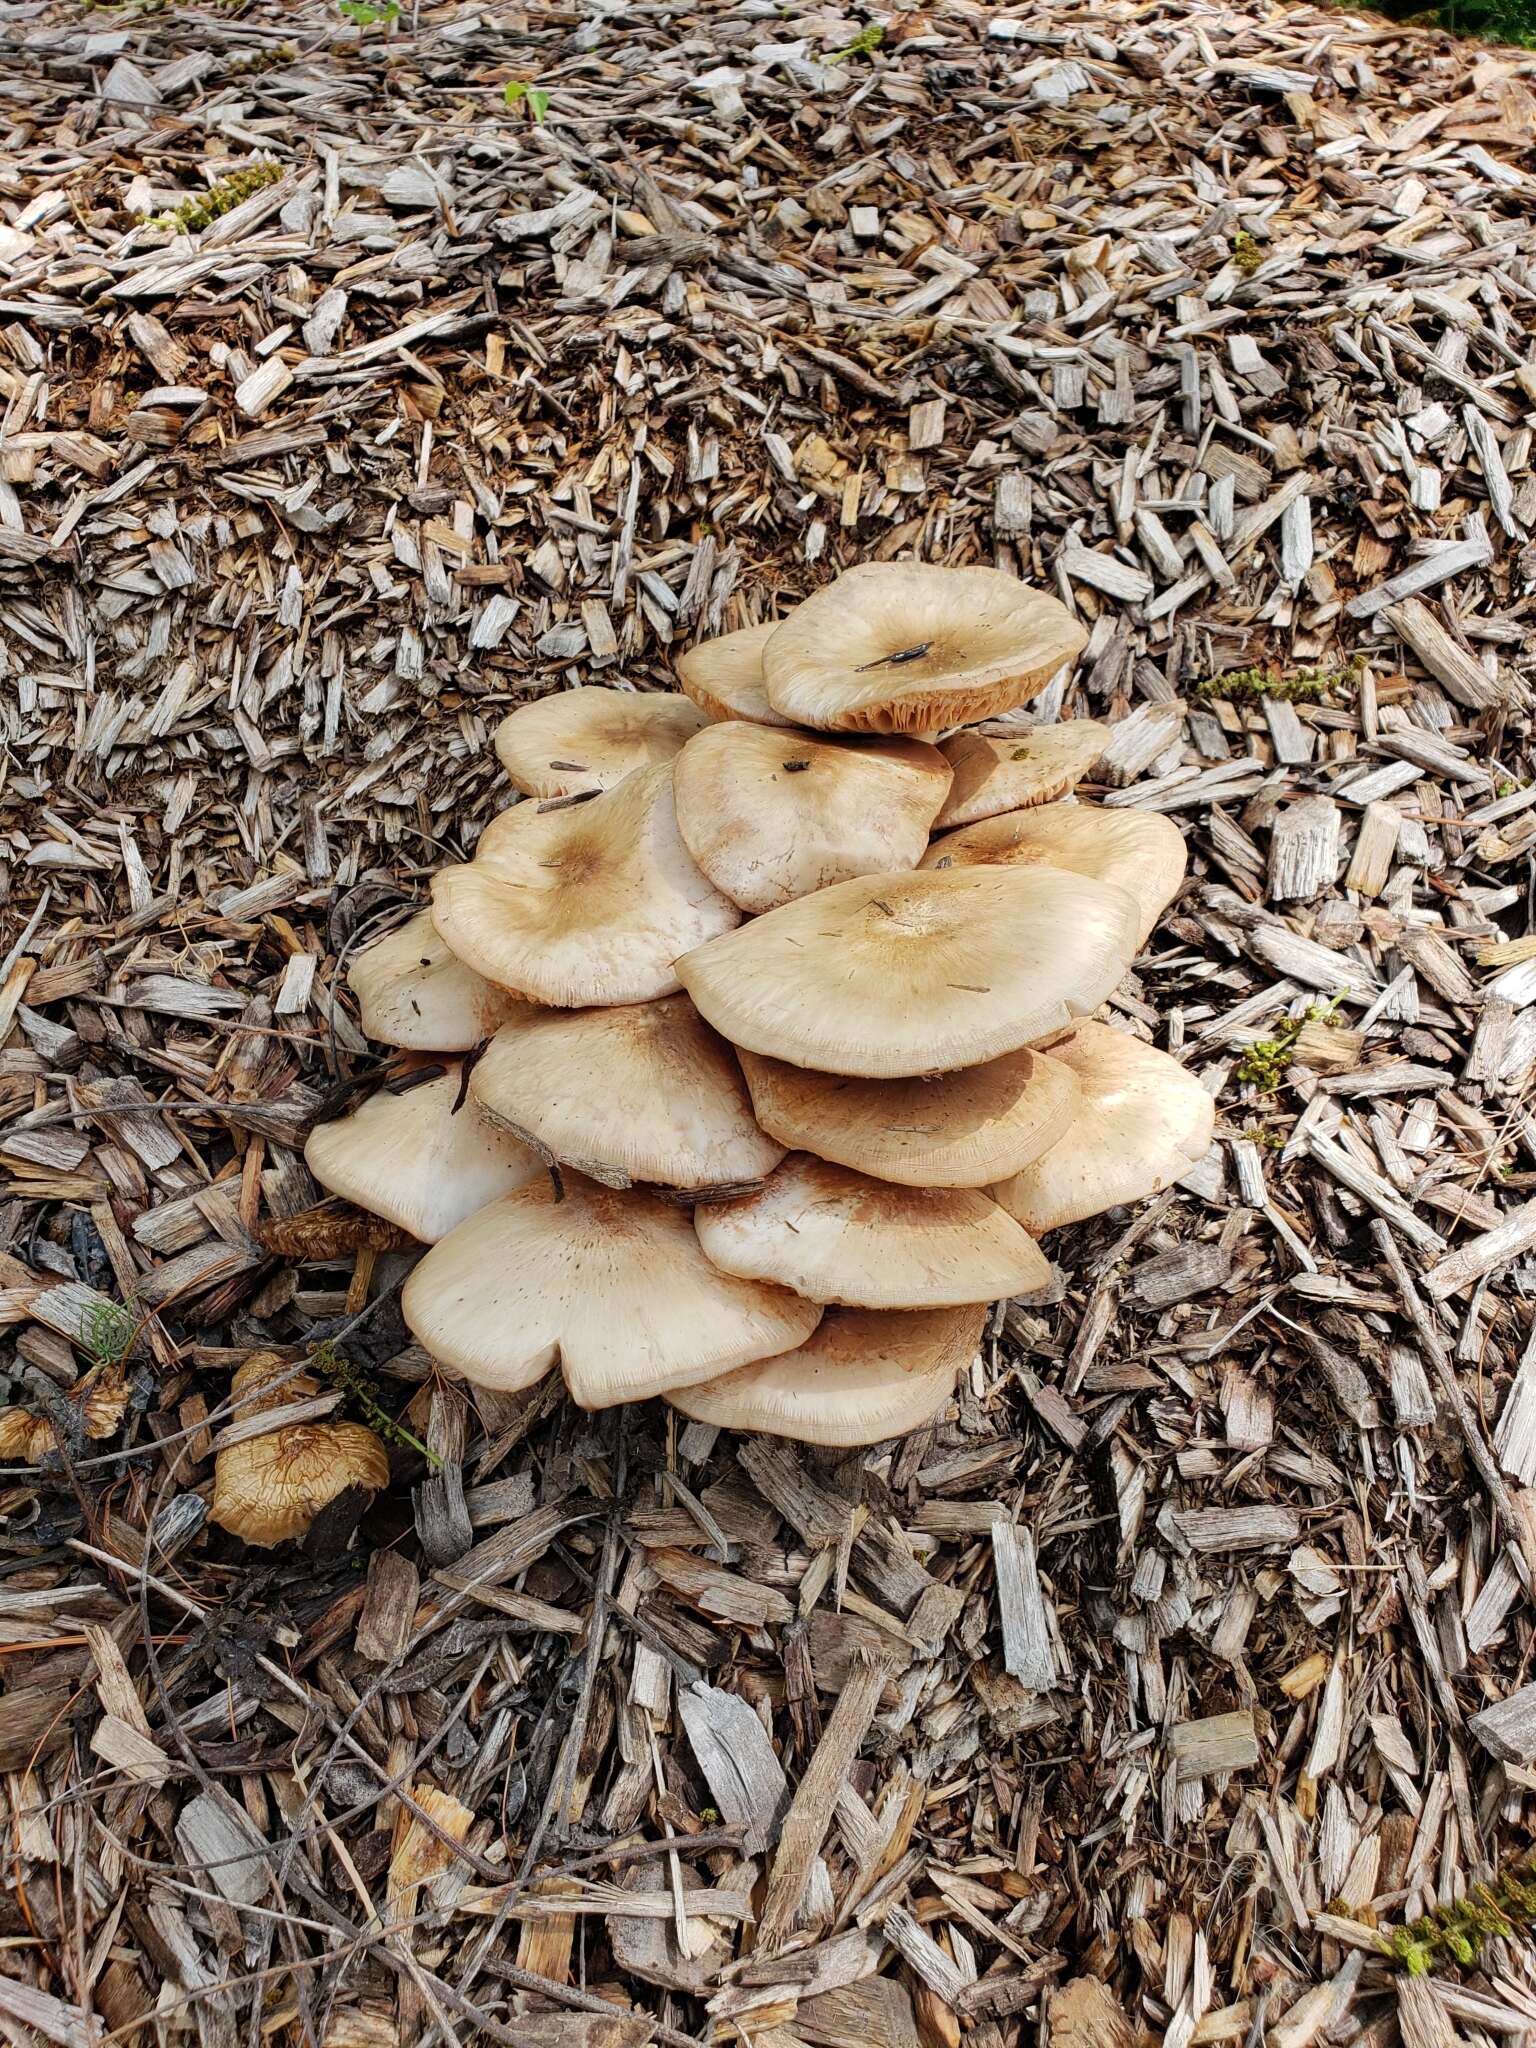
left=210, top=1354, right=390, bottom=1548
left=431, top=762, right=741, bottom=1006
left=469, top=994, right=784, bottom=1194
left=675, top=622, right=795, bottom=727
left=670, top=1304, right=986, bottom=1446
left=672, top=724, right=953, bottom=913
left=304, top=1067, right=544, bottom=1242
left=694, top=1153, right=1049, bottom=1307
left=347, top=911, right=524, bottom=1051
left=737, top=1045, right=1081, bottom=1188
left=933, top=722, right=1110, bottom=829
left=493, top=686, right=707, bottom=798
left=991, top=1020, right=1215, bottom=1233
left=677, top=866, right=1142, bottom=1079
left=923, top=801, right=1187, bottom=944
left=402, top=1175, right=822, bottom=1407
left=761, top=565, right=1088, bottom=735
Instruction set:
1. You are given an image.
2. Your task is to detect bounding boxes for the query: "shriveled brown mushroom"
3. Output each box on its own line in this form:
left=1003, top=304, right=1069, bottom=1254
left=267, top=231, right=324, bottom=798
left=210, top=1353, right=390, bottom=1548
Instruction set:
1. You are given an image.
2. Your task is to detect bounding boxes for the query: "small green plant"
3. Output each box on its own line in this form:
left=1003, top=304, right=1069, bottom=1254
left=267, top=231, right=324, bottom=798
left=142, top=161, right=283, bottom=235
left=503, top=78, right=550, bottom=120
left=1195, top=655, right=1363, bottom=705
left=1241, top=1125, right=1285, bottom=1150
left=1380, top=1869, right=1536, bottom=1975
left=340, top=0, right=398, bottom=24
left=80, top=1298, right=138, bottom=1368
left=831, top=22, right=884, bottom=58
left=311, top=1340, right=441, bottom=1469
left=1231, top=229, right=1264, bottom=275
left=1235, top=994, right=1345, bottom=1091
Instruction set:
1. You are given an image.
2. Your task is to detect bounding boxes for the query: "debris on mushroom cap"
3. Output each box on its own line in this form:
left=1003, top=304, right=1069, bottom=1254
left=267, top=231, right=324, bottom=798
left=492, top=685, right=708, bottom=798
left=677, top=866, right=1141, bottom=1079
left=737, top=1045, right=1081, bottom=1188
left=469, top=994, right=784, bottom=1195
left=431, top=761, right=741, bottom=1007
left=761, top=564, right=1088, bottom=735
left=694, top=1153, right=1050, bottom=1308
left=672, top=724, right=954, bottom=913
left=675, top=621, right=795, bottom=728
left=923, top=802, right=1187, bottom=945
left=933, top=722, right=1111, bottom=830
left=304, top=1066, right=544, bottom=1242
left=210, top=1353, right=390, bottom=1549
left=402, top=1174, right=822, bottom=1407
left=991, top=1020, right=1216, bottom=1234
left=670, top=1303, right=987, bottom=1447
left=347, top=910, right=523, bottom=1051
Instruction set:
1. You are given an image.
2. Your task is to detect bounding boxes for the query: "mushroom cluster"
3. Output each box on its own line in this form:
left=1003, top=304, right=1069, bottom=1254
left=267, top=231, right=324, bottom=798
left=306, top=563, right=1212, bottom=1447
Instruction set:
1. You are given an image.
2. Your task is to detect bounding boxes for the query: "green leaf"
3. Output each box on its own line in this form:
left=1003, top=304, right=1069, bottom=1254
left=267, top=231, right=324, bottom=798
left=339, top=0, right=397, bottom=26
left=528, top=86, right=550, bottom=122
left=504, top=78, right=550, bottom=119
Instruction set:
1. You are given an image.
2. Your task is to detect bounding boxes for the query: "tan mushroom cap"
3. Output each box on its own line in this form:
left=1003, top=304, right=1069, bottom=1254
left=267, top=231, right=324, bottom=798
left=210, top=1354, right=390, bottom=1548
left=493, top=686, right=708, bottom=798
left=431, top=762, right=741, bottom=1007
left=991, top=1020, right=1215, bottom=1233
left=347, top=911, right=524, bottom=1051
left=304, top=1067, right=543, bottom=1242
left=677, top=866, right=1141, bottom=1079
left=923, top=801, right=1187, bottom=944
left=670, top=1304, right=986, bottom=1447
left=738, top=1045, right=1081, bottom=1188
left=933, top=722, right=1110, bottom=830
left=469, top=994, right=784, bottom=1194
left=761, top=564, right=1088, bottom=735
left=672, top=724, right=953, bottom=913
left=675, top=621, right=795, bottom=728
left=695, top=1153, right=1049, bottom=1307
left=402, top=1175, right=822, bottom=1407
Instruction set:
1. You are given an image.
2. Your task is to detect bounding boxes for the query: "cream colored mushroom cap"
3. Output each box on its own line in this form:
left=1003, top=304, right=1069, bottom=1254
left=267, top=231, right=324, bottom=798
left=933, top=722, right=1110, bottom=830
left=402, top=1175, right=822, bottom=1406
left=675, top=622, right=795, bottom=727
left=493, top=686, right=707, bottom=798
left=210, top=1355, right=390, bottom=1548
left=761, top=564, right=1088, bottom=735
left=470, top=994, right=784, bottom=1194
left=695, top=1153, right=1049, bottom=1307
left=923, top=801, right=1187, bottom=944
left=304, top=1067, right=543, bottom=1242
left=670, top=1304, right=986, bottom=1446
left=677, top=866, right=1141, bottom=1079
left=431, top=762, right=740, bottom=1007
left=991, top=1020, right=1215, bottom=1233
left=673, top=724, right=953, bottom=913
left=347, top=911, right=524, bottom=1051
left=737, top=1045, right=1081, bottom=1188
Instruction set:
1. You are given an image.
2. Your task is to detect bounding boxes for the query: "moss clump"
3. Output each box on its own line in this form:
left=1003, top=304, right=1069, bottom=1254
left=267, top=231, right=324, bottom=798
left=1235, top=996, right=1344, bottom=1091
left=1231, top=229, right=1264, bottom=274
left=1195, top=655, right=1363, bottom=705
left=1381, top=1870, right=1536, bottom=1976
left=143, top=160, right=282, bottom=235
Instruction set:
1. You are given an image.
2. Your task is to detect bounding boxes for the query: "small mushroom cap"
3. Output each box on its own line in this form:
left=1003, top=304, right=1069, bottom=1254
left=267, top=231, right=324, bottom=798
left=761, top=564, right=1088, bottom=735
left=695, top=1153, right=1049, bottom=1307
left=677, top=866, right=1141, bottom=1079
left=469, top=994, right=784, bottom=1194
left=923, top=802, right=1187, bottom=944
left=304, top=1067, right=544, bottom=1241
left=991, top=1020, right=1215, bottom=1233
left=431, top=762, right=741, bottom=1006
left=675, top=622, right=795, bottom=727
left=493, top=686, right=707, bottom=798
left=347, top=911, right=524, bottom=1051
left=670, top=1304, right=986, bottom=1446
left=210, top=1354, right=390, bottom=1548
left=737, top=1045, right=1081, bottom=1188
left=402, top=1175, right=822, bottom=1407
left=933, top=722, right=1110, bottom=830
left=672, top=724, right=953, bottom=912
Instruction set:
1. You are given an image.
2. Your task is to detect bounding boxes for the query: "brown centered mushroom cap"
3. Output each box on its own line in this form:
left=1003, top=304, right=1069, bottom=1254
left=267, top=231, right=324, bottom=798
left=672, top=724, right=954, bottom=913
left=922, top=801, right=1187, bottom=945
left=431, top=761, right=741, bottom=1006
left=493, top=686, right=707, bottom=798
left=933, top=722, right=1110, bottom=830
left=737, top=1045, right=1081, bottom=1188
left=304, top=1067, right=543, bottom=1241
left=675, top=622, right=795, bottom=728
left=347, top=910, right=524, bottom=1051
left=469, top=994, right=784, bottom=1194
left=676, top=866, right=1141, bottom=1079
left=694, top=1153, right=1049, bottom=1307
left=210, top=1353, right=390, bottom=1548
left=402, top=1175, right=822, bottom=1407
left=761, top=564, right=1088, bottom=735
left=991, top=1020, right=1215, bottom=1233
left=670, top=1303, right=986, bottom=1447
